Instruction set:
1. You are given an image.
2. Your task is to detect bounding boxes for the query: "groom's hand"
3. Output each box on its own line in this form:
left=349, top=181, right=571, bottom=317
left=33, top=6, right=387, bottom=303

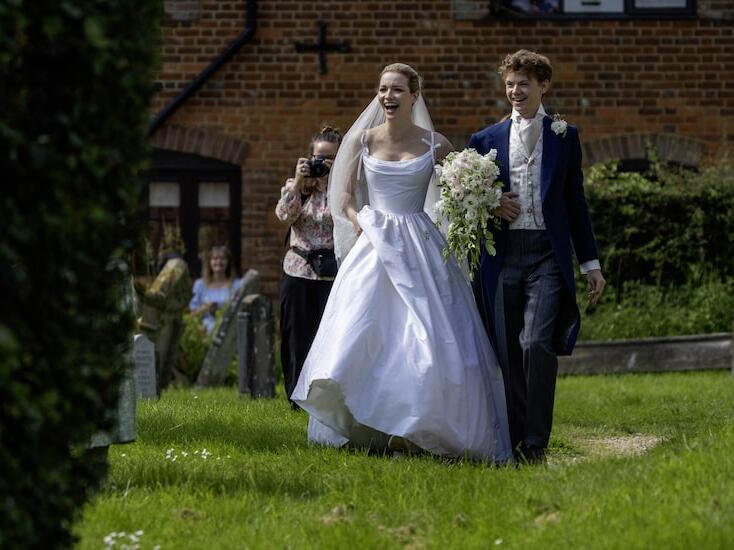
left=586, top=269, right=606, bottom=305
left=496, top=191, right=520, bottom=222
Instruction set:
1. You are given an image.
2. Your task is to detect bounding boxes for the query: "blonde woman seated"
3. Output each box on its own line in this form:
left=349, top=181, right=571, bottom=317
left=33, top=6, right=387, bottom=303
left=189, top=245, right=241, bottom=333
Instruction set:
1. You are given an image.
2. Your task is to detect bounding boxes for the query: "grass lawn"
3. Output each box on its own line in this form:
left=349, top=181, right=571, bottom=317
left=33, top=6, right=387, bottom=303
left=76, top=371, right=734, bottom=549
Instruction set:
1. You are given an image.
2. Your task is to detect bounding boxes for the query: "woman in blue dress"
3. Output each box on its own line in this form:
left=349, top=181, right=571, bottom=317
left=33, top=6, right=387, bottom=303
left=189, top=245, right=241, bottom=333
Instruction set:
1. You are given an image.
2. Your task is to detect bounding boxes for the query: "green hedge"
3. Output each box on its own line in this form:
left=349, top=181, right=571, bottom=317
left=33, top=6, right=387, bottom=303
left=0, top=1, right=159, bottom=547
left=584, top=155, right=734, bottom=297
left=579, top=278, right=734, bottom=341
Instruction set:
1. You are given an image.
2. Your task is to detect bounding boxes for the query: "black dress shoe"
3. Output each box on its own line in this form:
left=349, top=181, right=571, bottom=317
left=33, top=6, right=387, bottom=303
left=516, top=444, right=546, bottom=465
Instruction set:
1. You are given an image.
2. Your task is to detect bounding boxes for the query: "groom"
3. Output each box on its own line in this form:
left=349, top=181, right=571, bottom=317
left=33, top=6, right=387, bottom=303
left=469, top=50, right=606, bottom=463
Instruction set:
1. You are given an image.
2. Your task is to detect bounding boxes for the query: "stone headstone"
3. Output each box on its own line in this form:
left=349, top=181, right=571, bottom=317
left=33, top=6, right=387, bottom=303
left=237, top=311, right=251, bottom=395
left=134, top=258, right=191, bottom=390
left=242, top=294, right=275, bottom=398
left=133, top=333, right=157, bottom=398
left=196, top=269, right=260, bottom=387
left=89, top=268, right=137, bottom=448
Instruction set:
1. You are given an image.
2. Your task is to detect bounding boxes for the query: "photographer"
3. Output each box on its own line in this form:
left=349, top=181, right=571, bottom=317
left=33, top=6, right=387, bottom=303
left=275, top=125, right=341, bottom=408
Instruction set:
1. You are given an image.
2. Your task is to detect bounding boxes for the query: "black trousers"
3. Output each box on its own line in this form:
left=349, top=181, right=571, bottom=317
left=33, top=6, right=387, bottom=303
left=497, top=230, right=565, bottom=451
left=279, top=274, right=333, bottom=403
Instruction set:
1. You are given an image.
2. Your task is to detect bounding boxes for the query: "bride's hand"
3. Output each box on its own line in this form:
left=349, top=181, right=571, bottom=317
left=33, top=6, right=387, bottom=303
left=351, top=218, right=362, bottom=236
left=346, top=207, right=362, bottom=236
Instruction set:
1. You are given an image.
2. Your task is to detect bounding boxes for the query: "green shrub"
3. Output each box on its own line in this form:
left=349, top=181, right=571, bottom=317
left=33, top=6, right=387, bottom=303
left=585, top=155, right=734, bottom=297
left=178, top=309, right=245, bottom=386
left=178, top=313, right=214, bottom=382
left=0, top=1, right=159, bottom=547
left=579, top=278, right=734, bottom=341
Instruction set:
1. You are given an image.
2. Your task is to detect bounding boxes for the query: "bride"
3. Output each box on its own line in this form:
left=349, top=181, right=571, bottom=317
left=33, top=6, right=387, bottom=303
left=291, top=63, right=512, bottom=462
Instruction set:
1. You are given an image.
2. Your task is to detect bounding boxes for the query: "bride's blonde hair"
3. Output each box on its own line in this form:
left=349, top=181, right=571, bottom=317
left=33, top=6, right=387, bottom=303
left=380, top=63, right=421, bottom=94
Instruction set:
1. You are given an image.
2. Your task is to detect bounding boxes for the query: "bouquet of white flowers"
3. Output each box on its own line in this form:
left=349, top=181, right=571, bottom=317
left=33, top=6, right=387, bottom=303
left=433, top=148, right=504, bottom=278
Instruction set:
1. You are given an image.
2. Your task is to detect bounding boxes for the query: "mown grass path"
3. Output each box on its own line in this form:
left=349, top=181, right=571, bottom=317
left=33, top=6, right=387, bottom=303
left=76, top=372, right=734, bottom=549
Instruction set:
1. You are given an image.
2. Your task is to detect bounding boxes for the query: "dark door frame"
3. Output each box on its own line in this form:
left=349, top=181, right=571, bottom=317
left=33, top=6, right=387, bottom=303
left=145, top=148, right=242, bottom=279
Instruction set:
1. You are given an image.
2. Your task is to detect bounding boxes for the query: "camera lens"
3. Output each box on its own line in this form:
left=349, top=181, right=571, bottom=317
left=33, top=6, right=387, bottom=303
left=307, top=156, right=330, bottom=178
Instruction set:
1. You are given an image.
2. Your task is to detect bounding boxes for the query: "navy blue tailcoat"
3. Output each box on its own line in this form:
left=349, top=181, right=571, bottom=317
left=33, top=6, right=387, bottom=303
left=468, top=116, right=599, bottom=355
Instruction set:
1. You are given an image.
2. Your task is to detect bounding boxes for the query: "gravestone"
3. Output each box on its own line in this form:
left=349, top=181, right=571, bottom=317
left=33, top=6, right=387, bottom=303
left=135, top=258, right=191, bottom=390
left=237, top=311, right=251, bottom=395
left=196, top=269, right=260, bottom=387
left=89, top=267, right=137, bottom=450
left=237, top=294, right=276, bottom=398
left=133, top=333, right=157, bottom=398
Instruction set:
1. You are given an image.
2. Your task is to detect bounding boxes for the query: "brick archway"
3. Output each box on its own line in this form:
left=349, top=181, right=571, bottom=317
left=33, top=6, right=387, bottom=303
left=150, top=124, right=248, bottom=165
left=583, top=134, right=704, bottom=168
left=150, top=125, right=283, bottom=296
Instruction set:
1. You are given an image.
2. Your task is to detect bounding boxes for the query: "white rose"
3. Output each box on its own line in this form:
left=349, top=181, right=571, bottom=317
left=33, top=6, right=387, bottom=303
left=451, top=187, right=465, bottom=200
left=551, top=119, right=567, bottom=136
left=463, top=193, right=479, bottom=210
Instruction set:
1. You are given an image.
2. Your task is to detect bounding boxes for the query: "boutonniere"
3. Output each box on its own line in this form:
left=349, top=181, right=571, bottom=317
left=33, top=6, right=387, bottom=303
left=551, top=113, right=568, bottom=138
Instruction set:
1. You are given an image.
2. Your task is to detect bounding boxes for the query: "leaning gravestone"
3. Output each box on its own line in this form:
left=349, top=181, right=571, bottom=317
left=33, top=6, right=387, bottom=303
left=236, top=295, right=276, bottom=398
left=133, top=333, right=157, bottom=398
left=135, top=258, right=191, bottom=391
left=196, top=269, right=260, bottom=387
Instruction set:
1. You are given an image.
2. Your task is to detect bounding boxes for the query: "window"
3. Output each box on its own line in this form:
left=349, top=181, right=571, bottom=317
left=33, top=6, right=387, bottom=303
left=145, top=150, right=241, bottom=278
left=495, top=0, right=694, bottom=18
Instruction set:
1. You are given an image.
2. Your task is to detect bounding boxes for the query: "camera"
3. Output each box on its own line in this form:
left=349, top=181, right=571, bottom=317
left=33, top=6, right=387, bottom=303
left=306, top=155, right=330, bottom=178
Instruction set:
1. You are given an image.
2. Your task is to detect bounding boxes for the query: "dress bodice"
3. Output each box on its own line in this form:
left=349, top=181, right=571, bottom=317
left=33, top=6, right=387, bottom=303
left=360, top=133, right=437, bottom=215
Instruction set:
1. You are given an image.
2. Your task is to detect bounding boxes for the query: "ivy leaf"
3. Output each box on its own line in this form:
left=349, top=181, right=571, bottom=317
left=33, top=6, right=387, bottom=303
left=84, top=17, right=109, bottom=49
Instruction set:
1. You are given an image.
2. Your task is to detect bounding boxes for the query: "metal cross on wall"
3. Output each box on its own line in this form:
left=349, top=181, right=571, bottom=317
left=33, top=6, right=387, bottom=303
left=295, top=19, right=351, bottom=75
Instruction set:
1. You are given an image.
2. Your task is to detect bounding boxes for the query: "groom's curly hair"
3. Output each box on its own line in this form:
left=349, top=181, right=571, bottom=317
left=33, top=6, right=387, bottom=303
left=498, top=50, right=553, bottom=83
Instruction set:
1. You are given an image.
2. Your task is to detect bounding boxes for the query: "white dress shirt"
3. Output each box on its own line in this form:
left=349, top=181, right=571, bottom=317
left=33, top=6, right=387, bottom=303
left=509, top=104, right=600, bottom=275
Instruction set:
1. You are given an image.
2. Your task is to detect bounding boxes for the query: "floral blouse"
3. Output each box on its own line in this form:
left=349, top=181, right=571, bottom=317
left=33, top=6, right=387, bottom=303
left=275, top=177, right=334, bottom=280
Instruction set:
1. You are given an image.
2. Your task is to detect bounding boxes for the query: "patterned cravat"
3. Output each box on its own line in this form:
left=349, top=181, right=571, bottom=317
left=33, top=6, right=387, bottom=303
left=519, top=116, right=542, bottom=157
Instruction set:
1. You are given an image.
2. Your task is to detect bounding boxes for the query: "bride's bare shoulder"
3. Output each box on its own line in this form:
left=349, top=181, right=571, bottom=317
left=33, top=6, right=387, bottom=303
left=364, top=126, right=385, bottom=146
left=365, top=126, right=386, bottom=138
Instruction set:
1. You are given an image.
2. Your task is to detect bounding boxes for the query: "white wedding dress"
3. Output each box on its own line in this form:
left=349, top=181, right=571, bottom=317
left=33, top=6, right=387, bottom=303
left=291, top=133, right=512, bottom=462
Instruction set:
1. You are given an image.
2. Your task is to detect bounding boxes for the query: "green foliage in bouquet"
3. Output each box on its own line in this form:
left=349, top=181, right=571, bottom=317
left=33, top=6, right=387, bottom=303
left=0, top=1, right=160, bottom=547
left=435, top=149, right=504, bottom=277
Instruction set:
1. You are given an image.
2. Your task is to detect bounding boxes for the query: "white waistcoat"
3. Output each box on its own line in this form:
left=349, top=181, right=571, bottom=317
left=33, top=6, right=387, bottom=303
left=509, top=114, right=545, bottom=231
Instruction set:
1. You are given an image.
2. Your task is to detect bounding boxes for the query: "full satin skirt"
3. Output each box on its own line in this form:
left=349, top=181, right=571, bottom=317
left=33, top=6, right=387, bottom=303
left=291, top=207, right=512, bottom=462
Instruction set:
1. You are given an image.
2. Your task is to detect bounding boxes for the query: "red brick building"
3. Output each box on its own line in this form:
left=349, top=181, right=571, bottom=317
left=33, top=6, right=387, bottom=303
left=148, top=0, right=734, bottom=296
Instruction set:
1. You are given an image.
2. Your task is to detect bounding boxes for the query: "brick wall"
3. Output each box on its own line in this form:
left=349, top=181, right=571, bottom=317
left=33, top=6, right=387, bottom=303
left=151, top=0, right=734, bottom=297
